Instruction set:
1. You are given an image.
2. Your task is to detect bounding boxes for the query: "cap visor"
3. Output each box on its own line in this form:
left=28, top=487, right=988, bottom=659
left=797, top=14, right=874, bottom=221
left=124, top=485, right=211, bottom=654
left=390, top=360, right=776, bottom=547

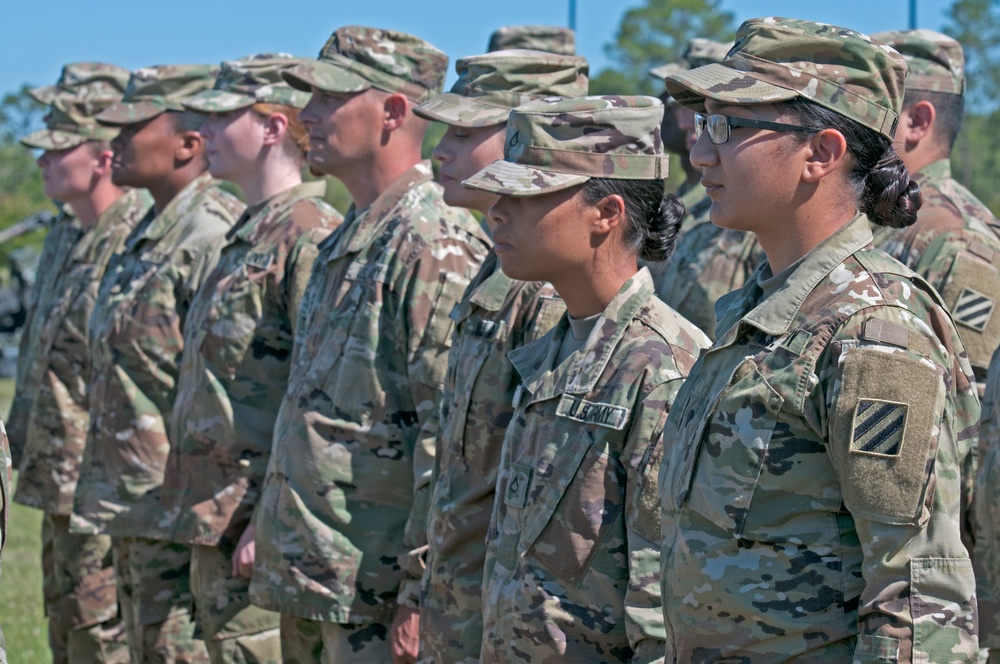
left=463, top=159, right=589, bottom=197
left=183, top=90, right=254, bottom=113
left=96, top=101, right=165, bottom=126
left=28, top=85, right=58, bottom=105
left=20, top=129, right=91, bottom=151
left=282, top=61, right=370, bottom=94
left=665, top=62, right=798, bottom=112
left=414, top=93, right=510, bottom=127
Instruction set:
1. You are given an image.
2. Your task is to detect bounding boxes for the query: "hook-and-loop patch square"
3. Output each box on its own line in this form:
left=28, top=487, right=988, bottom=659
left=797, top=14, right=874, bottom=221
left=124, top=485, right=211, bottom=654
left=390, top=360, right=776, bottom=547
left=850, top=399, right=908, bottom=457
left=954, top=287, right=996, bottom=332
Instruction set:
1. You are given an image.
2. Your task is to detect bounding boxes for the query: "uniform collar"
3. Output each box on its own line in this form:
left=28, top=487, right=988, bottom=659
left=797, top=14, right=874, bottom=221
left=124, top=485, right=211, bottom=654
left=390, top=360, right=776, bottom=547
left=721, top=213, right=873, bottom=340
left=133, top=172, right=216, bottom=245
left=509, top=267, right=655, bottom=403
left=466, top=251, right=514, bottom=313
left=914, top=158, right=951, bottom=186
left=229, top=180, right=327, bottom=246
left=70, top=188, right=150, bottom=263
left=319, top=161, right=434, bottom=260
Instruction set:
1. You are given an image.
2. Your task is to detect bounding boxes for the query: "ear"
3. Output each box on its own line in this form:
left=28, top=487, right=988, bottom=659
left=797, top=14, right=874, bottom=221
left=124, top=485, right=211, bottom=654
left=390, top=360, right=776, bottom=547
left=175, top=129, right=204, bottom=162
left=591, top=193, right=627, bottom=235
left=93, top=148, right=115, bottom=178
left=262, top=112, right=289, bottom=147
left=801, top=127, right=848, bottom=183
left=382, top=92, right=410, bottom=133
left=900, top=100, right=935, bottom=147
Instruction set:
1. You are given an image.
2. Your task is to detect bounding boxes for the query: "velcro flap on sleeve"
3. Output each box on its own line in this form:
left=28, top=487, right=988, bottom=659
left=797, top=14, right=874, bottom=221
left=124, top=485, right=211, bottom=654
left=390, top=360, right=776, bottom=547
left=830, top=348, right=944, bottom=525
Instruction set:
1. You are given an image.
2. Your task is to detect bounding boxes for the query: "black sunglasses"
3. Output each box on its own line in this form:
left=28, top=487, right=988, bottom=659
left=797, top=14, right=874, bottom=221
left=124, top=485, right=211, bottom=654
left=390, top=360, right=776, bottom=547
left=694, top=113, right=813, bottom=145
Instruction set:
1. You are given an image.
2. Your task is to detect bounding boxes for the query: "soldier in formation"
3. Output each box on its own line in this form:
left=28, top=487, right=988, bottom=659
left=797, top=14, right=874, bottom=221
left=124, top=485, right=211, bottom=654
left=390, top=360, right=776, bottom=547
left=5, top=15, right=1000, bottom=664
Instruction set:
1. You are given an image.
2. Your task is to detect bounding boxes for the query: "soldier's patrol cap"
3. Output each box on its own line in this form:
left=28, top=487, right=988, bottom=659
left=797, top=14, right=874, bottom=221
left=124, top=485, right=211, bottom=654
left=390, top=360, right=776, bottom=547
left=463, top=95, right=669, bottom=197
left=29, top=62, right=130, bottom=105
left=21, top=97, right=120, bottom=151
left=872, top=29, right=965, bottom=96
left=488, top=25, right=576, bottom=55
left=649, top=38, right=732, bottom=82
left=414, top=50, right=589, bottom=127
left=96, top=64, right=219, bottom=126
left=184, top=53, right=312, bottom=113
left=283, top=26, right=447, bottom=103
left=665, top=17, right=907, bottom=139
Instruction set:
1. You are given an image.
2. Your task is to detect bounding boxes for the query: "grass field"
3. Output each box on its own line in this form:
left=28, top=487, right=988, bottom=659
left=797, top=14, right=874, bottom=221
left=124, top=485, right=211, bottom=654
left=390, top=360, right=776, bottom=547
left=0, top=377, right=51, bottom=663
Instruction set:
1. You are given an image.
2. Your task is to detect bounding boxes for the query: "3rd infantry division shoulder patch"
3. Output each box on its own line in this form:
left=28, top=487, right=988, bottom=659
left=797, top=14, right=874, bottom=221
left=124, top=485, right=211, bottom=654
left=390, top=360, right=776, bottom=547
left=850, top=398, right=907, bottom=457
left=954, top=287, right=996, bottom=332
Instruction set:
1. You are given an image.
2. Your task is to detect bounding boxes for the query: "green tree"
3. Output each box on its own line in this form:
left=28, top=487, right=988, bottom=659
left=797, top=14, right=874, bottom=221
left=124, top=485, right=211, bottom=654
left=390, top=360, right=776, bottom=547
left=590, top=0, right=736, bottom=97
left=0, top=85, right=50, bottom=261
left=943, top=0, right=1000, bottom=113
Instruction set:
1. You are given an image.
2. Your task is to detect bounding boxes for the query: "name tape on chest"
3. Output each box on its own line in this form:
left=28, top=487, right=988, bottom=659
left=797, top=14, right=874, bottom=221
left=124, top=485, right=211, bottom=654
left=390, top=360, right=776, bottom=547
left=346, top=261, right=389, bottom=283
left=556, top=394, right=630, bottom=430
left=241, top=251, right=274, bottom=271
left=140, top=250, right=168, bottom=265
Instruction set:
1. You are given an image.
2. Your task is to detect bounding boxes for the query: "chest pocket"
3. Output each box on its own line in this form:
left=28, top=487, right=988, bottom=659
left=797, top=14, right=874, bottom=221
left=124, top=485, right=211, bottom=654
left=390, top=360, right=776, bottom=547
left=200, top=257, right=273, bottom=377
left=521, top=399, right=630, bottom=587
left=679, top=357, right=784, bottom=538
left=445, top=309, right=509, bottom=460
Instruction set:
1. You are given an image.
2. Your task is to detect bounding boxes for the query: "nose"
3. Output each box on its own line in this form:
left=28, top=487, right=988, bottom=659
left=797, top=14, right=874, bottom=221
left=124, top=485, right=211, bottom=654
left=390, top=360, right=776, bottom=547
left=299, top=97, right=319, bottom=127
left=431, top=137, right=450, bottom=164
left=200, top=116, right=216, bottom=141
left=487, top=197, right=508, bottom=227
left=689, top=130, right=718, bottom=170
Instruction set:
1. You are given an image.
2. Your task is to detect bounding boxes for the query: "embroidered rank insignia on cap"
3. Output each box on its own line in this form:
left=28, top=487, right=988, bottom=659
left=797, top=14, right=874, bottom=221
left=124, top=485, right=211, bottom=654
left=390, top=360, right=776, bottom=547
left=850, top=399, right=908, bottom=457
left=954, top=287, right=996, bottom=332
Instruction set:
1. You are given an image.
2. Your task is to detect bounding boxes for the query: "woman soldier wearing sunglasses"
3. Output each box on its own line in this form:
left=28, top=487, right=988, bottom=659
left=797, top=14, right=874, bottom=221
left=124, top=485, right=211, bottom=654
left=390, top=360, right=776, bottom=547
left=463, top=96, right=709, bottom=662
left=657, top=18, right=979, bottom=663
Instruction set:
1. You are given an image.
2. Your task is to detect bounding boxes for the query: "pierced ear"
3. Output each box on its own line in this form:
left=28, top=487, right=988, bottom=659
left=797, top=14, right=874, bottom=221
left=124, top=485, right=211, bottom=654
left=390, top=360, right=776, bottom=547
left=802, top=128, right=847, bottom=183
left=383, top=93, right=409, bottom=132
left=593, top=193, right=626, bottom=234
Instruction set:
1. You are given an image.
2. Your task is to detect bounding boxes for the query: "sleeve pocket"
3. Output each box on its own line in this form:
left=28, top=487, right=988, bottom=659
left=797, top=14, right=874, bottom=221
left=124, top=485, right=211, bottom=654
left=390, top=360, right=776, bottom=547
left=911, top=557, right=978, bottom=662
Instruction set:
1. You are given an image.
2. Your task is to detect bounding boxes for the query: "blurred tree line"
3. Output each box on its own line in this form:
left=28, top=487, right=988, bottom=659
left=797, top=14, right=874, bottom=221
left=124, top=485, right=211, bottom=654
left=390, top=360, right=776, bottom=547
left=1, top=0, right=998, bottom=259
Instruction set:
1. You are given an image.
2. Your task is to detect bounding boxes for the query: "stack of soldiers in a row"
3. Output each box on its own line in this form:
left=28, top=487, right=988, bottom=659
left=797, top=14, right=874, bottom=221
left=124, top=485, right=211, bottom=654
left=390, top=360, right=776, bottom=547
left=1, top=14, right=998, bottom=664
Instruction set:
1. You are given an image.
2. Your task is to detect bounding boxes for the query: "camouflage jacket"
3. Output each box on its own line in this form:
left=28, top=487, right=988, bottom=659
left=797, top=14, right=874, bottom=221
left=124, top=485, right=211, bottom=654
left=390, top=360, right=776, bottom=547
left=420, top=251, right=564, bottom=661
left=160, top=181, right=340, bottom=549
left=652, top=194, right=763, bottom=340
left=8, top=209, right=80, bottom=460
left=482, top=268, right=708, bottom=664
left=13, top=189, right=152, bottom=514
left=250, top=162, right=490, bottom=623
left=72, top=173, right=242, bottom=537
left=660, top=214, right=979, bottom=663
left=976, top=345, right=1000, bottom=652
left=0, top=419, right=9, bottom=664
left=875, top=159, right=1000, bottom=379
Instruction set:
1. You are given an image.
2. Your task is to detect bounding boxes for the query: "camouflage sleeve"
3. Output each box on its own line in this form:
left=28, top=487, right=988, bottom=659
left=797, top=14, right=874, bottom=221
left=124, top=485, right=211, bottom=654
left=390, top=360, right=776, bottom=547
left=976, top=345, right=1000, bottom=654
left=396, top=238, right=482, bottom=607
left=283, top=228, right=328, bottom=337
left=824, top=308, right=978, bottom=662
left=623, top=378, right=673, bottom=662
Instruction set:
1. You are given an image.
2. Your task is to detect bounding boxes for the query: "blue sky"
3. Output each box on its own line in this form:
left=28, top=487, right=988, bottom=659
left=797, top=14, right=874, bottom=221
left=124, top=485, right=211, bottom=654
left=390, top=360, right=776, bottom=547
left=1, top=0, right=953, bottom=96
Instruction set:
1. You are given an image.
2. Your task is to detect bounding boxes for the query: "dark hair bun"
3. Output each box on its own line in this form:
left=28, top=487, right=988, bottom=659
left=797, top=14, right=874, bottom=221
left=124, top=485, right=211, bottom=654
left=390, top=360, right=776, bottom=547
left=640, top=193, right=684, bottom=262
left=862, top=149, right=922, bottom=228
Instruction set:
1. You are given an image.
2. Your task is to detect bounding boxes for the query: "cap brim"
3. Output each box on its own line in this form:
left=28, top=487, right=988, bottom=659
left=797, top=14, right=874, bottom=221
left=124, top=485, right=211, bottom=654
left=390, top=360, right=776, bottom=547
left=96, top=101, right=166, bottom=126
left=282, top=61, right=370, bottom=94
left=183, top=90, right=254, bottom=113
left=463, top=159, right=589, bottom=197
left=28, top=85, right=58, bottom=105
left=20, top=128, right=92, bottom=150
left=414, top=93, right=510, bottom=127
left=665, top=62, right=798, bottom=112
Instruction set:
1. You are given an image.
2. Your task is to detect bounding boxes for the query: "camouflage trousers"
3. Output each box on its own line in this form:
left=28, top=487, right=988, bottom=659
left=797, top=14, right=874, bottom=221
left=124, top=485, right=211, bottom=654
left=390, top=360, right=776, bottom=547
left=42, top=513, right=128, bottom=663
left=112, top=537, right=209, bottom=663
left=190, top=544, right=280, bottom=664
left=279, top=615, right=390, bottom=664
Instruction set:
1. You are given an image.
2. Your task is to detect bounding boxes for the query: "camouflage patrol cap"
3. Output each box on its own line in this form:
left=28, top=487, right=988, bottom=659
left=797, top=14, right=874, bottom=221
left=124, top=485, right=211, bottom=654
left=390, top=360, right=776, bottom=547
left=463, top=95, right=669, bottom=197
left=665, top=17, right=907, bottom=139
left=21, top=97, right=120, bottom=150
left=96, top=64, right=219, bottom=126
left=184, top=53, right=312, bottom=113
left=29, top=62, right=130, bottom=105
left=283, top=26, right=447, bottom=103
left=649, top=38, right=732, bottom=82
left=872, top=29, right=965, bottom=96
left=414, top=50, right=589, bottom=127
left=488, top=25, right=576, bottom=55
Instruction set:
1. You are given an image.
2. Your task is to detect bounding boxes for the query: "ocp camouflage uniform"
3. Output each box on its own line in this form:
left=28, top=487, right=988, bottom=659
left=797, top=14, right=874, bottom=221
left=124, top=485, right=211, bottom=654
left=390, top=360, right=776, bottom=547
left=75, top=167, right=241, bottom=661
left=411, top=48, right=589, bottom=662
left=487, top=25, right=576, bottom=55
left=28, top=61, right=131, bottom=105
left=12, top=81, right=150, bottom=664
left=977, top=346, right=1000, bottom=661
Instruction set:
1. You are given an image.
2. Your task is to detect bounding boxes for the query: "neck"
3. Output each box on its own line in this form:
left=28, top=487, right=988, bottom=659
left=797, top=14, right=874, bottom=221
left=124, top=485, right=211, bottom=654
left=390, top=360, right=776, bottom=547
left=900, top=145, right=948, bottom=177
left=70, top=179, right=125, bottom=228
left=234, top=157, right=303, bottom=207
left=552, top=257, right=637, bottom=319
left=755, top=199, right=857, bottom=273
left=338, top=147, right=422, bottom=211
left=148, top=164, right=207, bottom=214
